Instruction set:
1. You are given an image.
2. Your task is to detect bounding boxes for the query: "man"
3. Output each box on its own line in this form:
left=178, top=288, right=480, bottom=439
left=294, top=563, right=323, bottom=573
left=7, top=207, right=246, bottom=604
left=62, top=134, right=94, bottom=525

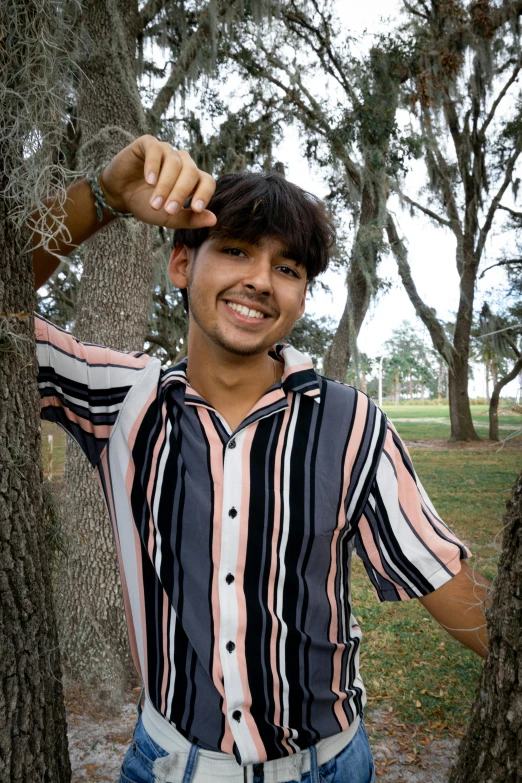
left=33, top=136, right=490, bottom=783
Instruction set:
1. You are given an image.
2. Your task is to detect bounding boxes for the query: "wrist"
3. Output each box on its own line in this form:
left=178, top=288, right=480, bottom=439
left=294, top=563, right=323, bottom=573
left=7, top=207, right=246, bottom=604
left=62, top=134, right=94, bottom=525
left=99, top=164, right=127, bottom=214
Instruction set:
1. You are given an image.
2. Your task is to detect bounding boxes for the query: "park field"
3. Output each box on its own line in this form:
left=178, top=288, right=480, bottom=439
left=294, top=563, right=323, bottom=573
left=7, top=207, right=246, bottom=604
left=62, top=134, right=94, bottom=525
left=41, top=403, right=522, bottom=735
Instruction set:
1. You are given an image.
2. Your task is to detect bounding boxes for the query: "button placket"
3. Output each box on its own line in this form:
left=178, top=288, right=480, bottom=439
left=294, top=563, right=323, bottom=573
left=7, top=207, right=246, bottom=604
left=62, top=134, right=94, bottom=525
left=217, top=428, right=252, bottom=755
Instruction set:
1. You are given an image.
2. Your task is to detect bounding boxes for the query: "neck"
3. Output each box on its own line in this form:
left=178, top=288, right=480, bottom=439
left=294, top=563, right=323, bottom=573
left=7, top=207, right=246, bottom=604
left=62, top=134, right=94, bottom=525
left=185, top=322, right=283, bottom=411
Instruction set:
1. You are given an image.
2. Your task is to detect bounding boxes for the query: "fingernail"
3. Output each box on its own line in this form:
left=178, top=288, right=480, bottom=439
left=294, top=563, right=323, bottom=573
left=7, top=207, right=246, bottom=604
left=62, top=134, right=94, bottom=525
left=147, top=172, right=156, bottom=185
left=152, top=196, right=163, bottom=210
left=165, top=201, right=179, bottom=214
left=193, top=199, right=204, bottom=212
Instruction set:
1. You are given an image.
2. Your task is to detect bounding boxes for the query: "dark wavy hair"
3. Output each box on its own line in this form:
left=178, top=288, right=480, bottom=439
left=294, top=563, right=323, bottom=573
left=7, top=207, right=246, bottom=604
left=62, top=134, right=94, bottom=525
left=173, top=171, right=336, bottom=311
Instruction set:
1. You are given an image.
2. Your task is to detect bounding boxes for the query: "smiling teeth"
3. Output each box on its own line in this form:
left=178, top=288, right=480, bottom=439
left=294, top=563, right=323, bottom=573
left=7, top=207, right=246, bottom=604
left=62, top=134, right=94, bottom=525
left=226, top=302, right=265, bottom=319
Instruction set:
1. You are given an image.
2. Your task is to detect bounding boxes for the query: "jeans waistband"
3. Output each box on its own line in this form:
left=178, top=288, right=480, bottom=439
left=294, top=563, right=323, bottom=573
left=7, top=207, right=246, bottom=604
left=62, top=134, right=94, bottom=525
left=141, top=693, right=361, bottom=783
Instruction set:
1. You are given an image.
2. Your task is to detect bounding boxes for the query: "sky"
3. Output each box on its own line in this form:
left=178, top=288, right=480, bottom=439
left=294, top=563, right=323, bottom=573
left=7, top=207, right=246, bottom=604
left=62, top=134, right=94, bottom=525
left=271, top=0, right=521, bottom=399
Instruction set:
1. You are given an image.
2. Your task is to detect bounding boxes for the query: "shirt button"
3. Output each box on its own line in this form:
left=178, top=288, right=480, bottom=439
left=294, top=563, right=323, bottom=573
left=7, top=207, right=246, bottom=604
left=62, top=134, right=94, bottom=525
left=228, top=507, right=237, bottom=518
left=226, top=573, right=235, bottom=584
left=232, top=710, right=241, bottom=722
left=228, top=439, right=236, bottom=449
left=226, top=640, right=235, bottom=653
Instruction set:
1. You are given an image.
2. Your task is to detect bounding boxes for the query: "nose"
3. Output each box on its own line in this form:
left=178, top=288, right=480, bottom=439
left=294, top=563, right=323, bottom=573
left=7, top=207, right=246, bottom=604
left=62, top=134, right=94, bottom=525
left=241, top=256, right=273, bottom=296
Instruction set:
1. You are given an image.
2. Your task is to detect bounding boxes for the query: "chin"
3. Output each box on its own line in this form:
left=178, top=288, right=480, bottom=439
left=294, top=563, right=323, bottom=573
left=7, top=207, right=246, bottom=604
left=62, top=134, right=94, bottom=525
left=211, top=329, right=274, bottom=357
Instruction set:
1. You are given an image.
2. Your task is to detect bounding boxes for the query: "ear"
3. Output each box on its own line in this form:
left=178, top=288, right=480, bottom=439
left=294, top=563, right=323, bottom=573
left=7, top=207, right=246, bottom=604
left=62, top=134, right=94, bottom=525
left=168, top=244, right=190, bottom=290
left=297, top=280, right=308, bottom=320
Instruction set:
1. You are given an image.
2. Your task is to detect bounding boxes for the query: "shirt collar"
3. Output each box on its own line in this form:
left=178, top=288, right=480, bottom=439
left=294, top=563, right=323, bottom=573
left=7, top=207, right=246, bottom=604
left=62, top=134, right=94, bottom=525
left=161, top=343, right=321, bottom=405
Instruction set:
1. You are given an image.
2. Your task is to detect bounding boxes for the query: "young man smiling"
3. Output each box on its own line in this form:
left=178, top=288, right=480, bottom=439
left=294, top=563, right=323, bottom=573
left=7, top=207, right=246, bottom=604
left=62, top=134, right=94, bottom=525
left=33, top=136, right=490, bottom=783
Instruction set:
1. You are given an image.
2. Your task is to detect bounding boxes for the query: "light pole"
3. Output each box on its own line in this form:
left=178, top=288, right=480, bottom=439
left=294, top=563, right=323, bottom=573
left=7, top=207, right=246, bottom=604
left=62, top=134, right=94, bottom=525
left=378, top=356, right=383, bottom=409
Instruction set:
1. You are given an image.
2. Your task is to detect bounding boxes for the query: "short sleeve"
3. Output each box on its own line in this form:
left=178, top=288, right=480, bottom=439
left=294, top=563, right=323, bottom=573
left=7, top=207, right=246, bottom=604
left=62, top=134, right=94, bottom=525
left=354, top=419, right=472, bottom=602
left=35, top=314, right=154, bottom=468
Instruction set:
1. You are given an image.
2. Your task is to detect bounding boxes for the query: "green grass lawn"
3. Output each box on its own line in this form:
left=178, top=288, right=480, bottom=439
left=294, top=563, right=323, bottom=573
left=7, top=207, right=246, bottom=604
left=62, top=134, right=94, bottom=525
left=383, top=403, right=522, bottom=441
left=41, top=412, right=521, bottom=734
left=352, top=446, right=521, bottom=732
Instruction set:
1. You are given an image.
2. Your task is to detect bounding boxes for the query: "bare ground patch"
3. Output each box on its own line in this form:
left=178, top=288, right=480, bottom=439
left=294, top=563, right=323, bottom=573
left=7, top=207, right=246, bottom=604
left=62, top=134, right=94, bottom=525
left=67, top=698, right=462, bottom=783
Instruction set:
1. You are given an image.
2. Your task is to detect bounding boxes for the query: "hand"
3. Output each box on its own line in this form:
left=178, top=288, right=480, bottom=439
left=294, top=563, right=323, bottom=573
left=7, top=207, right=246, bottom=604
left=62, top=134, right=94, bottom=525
left=99, top=135, right=217, bottom=230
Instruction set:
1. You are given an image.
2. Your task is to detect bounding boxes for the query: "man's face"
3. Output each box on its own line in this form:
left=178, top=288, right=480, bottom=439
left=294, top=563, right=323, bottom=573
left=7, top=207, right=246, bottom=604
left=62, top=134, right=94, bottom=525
left=169, top=236, right=308, bottom=357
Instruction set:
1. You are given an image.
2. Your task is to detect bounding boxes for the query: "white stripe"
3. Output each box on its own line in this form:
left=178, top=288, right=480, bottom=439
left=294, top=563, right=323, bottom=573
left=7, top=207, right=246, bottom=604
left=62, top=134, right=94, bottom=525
left=277, top=394, right=301, bottom=752
left=165, top=608, right=177, bottom=717
left=347, top=404, right=383, bottom=520
left=219, top=429, right=259, bottom=763
left=151, top=418, right=172, bottom=575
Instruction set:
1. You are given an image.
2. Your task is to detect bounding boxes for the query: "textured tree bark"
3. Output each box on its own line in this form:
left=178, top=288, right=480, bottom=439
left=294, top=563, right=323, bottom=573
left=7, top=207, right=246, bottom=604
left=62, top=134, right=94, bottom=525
left=489, top=357, right=522, bottom=441
left=448, top=354, right=480, bottom=441
left=448, top=469, right=522, bottom=783
left=0, top=175, right=70, bottom=779
left=323, top=50, right=402, bottom=381
left=55, top=0, right=153, bottom=710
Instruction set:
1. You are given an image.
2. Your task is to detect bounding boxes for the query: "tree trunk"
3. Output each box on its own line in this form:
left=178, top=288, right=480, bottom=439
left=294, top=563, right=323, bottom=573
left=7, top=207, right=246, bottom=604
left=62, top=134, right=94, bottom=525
left=0, top=175, right=70, bottom=780
left=323, top=49, right=402, bottom=380
left=485, top=358, right=490, bottom=402
left=323, top=185, right=381, bottom=379
left=448, top=470, right=522, bottom=783
left=489, top=357, right=522, bottom=441
left=448, top=353, right=480, bottom=441
left=361, top=370, right=367, bottom=394
left=395, top=369, right=400, bottom=405
left=438, top=358, right=443, bottom=404
left=56, top=0, right=153, bottom=711
left=491, top=357, right=498, bottom=388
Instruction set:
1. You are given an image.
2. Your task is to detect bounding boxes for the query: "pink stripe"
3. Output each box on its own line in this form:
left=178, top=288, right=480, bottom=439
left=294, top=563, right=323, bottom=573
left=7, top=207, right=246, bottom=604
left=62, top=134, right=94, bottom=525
left=267, top=402, right=293, bottom=754
left=196, top=409, right=234, bottom=754
left=327, top=393, right=369, bottom=730
left=234, top=423, right=266, bottom=759
left=40, top=318, right=149, bottom=369
left=386, top=429, right=471, bottom=566
left=146, top=405, right=168, bottom=562
left=248, top=388, right=286, bottom=416
left=281, top=360, right=313, bottom=380
left=41, top=396, right=111, bottom=439
left=98, top=453, right=143, bottom=677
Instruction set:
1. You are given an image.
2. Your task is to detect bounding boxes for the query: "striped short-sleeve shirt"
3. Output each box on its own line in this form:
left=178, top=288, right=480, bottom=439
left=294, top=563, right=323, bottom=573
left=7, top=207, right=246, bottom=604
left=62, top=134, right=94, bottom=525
left=36, top=314, right=471, bottom=765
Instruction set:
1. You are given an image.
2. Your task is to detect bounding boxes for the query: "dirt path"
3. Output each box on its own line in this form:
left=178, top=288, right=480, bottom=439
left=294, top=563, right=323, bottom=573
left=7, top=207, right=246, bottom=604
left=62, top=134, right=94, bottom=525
left=67, top=699, right=461, bottom=782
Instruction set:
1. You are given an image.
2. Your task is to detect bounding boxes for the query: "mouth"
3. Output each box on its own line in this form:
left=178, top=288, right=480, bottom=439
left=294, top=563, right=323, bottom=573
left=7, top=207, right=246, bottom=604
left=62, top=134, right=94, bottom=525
left=222, top=300, right=274, bottom=326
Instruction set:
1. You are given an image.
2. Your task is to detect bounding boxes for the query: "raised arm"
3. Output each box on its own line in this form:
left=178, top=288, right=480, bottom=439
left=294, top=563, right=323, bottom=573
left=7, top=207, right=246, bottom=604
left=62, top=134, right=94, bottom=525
left=32, top=135, right=217, bottom=289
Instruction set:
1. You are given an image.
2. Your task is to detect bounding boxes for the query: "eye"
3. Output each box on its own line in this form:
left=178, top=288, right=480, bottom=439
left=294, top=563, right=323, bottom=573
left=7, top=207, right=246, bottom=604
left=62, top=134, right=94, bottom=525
left=278, top=265, right=300, bottom=278
left=222, top=246, right=246, bottom=257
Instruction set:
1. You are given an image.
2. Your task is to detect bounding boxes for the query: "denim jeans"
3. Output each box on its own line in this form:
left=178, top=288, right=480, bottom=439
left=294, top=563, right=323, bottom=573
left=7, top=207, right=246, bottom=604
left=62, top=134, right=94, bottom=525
left=119, top=712, right=376, bottom=783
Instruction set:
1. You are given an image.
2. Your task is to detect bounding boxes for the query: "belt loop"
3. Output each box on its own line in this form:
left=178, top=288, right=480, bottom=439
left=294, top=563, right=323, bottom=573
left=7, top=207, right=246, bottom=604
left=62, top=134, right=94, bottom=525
left=181, top=743, right=200, bottom=783
left=136, top=683, right=145, bottom=716
left=308, top=744, right=320, bottom=783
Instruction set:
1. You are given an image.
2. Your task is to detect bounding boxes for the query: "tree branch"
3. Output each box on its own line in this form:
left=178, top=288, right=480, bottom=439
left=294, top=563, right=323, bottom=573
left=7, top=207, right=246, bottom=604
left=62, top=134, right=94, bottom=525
left=139, top=0, right=166, bottom=34
left=480, top=56, right=522, bottom=139
left=499, top=204, right=522, bottom=221
left=421, top=106, right=463, bottom=239
left=386, top=212, right=454, bottom=366
left=476, top=140, right=522, bottom=261
left=147, top=0, right=241, bottom=133
left=403, top=1, right=429, bottom=20
left=399, top=192, right=452, bottom=227
left=479, top=259, right=522, bottom=279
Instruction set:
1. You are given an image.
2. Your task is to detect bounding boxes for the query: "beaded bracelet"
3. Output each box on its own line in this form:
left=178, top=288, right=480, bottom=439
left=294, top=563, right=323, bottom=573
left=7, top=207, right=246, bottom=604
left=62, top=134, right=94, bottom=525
left=86, top=162, right=134, bottom=222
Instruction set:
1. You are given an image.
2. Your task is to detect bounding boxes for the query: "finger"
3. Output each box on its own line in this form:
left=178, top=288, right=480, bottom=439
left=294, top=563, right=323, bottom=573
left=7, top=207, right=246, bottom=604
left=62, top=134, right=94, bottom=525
left=139, top=135, right=165, bottom=186
left=164, top=207, right=217, bottom=230
left=189, top=171, right=217, bottom=213
left=149, top=145, right=184, bottom=209
left=162, top=161, right=201, bottom=215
